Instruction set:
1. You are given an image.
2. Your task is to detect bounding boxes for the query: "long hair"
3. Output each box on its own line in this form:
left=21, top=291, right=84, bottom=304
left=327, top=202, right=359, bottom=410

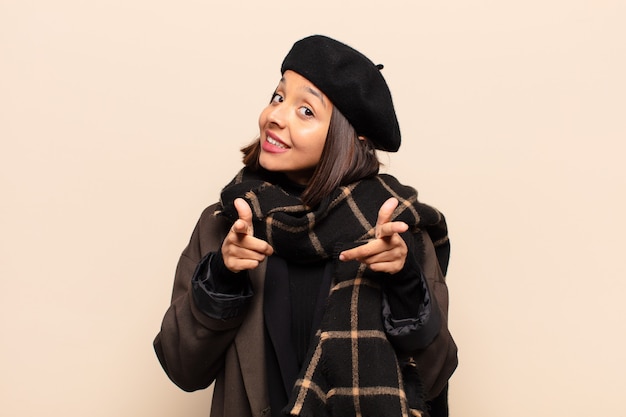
left=241, top=106, right=380, bottom=207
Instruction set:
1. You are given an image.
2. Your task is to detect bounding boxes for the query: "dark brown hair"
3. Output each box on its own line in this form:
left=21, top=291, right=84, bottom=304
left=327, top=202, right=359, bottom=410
left=241, top=106, right=380, bottom=207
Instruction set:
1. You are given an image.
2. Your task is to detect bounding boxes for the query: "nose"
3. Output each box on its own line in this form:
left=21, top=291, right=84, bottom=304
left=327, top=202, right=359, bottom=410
left=266, top=102, right=287, bottom=128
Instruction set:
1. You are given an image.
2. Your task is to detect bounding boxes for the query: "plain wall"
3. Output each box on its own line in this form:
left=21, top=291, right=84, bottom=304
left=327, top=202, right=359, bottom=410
left=1, top=1, right=625, bottom=416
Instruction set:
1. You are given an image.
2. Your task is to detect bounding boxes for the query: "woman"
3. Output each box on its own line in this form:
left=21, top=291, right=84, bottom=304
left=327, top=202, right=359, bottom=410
left=154, top=35, right=457, bottom=417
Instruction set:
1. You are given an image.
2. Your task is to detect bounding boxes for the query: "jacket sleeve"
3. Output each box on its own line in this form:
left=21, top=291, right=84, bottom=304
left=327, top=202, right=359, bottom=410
left=153, top=204, right=248, bottom=392
left=381, top=231, right=441, bottom=352
left=381, top=230, right=457, bottom=399
left=412, top=230, right=458, bottom=399
left=191, top=251, right=253, bottom=320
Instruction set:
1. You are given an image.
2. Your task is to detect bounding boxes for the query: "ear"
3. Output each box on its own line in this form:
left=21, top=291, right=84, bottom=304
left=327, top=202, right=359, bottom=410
left=357, top=136, right=366, bottom=142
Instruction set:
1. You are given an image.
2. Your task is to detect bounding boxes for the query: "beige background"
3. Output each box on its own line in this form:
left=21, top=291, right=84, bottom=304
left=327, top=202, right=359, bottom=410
left=1, top=1, right=625, bottom=416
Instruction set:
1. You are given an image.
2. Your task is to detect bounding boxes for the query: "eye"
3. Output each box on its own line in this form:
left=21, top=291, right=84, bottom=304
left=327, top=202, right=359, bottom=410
left=298, top=106, right=314, bottom=117
left=270, top=92, right=283, bottom=104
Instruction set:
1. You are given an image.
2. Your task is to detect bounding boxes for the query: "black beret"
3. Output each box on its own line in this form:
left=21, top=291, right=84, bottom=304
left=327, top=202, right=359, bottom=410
left=281, top=35, right=401, bottom=152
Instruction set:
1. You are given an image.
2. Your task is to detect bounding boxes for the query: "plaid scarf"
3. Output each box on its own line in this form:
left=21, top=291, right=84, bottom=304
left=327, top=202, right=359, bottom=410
left=218, top=168, right=448, bottom=417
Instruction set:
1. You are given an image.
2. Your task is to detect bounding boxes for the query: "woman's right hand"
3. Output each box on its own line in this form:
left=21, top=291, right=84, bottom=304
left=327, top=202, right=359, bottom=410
left=221, top=198, right=274, bottom=273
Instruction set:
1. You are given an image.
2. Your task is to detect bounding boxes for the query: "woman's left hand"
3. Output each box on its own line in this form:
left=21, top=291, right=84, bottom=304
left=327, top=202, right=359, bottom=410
left=339, top=197, right=408, bottom=274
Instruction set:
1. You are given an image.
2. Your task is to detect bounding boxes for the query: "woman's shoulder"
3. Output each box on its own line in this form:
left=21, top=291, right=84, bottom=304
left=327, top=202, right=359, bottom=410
left=376, top=173, right=418, bottom=190
left=199, top=202, right=221, bottom=218
left=186, top=203, right=231, bottom=254
left=196, top=202, right=229, bottom=229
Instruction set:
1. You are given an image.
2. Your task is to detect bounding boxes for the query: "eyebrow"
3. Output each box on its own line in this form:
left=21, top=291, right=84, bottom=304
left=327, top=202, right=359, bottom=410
left=279, top=77, right=327, bottom=108
left=304, top=86, right=326, bottom=107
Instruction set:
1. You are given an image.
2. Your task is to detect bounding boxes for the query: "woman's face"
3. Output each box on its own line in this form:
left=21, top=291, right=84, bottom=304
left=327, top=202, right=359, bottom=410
left=258, top=70, right=333, bottom=185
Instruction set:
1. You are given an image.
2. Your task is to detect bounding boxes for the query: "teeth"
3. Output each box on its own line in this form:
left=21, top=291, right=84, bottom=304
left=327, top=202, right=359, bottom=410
left=267, top=137, right=287, bottom=148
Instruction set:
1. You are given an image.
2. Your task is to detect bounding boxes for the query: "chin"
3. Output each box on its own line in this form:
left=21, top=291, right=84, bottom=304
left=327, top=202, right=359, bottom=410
left=258, top=158, right=280, bottom=173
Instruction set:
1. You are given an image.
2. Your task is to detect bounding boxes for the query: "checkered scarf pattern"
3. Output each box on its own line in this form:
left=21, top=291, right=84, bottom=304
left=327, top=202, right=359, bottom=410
left=218, top=168, right=448, bottom=417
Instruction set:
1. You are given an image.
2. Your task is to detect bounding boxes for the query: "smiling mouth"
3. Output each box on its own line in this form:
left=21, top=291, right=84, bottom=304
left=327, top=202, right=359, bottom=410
left=267, top=136, right=288, bottom=149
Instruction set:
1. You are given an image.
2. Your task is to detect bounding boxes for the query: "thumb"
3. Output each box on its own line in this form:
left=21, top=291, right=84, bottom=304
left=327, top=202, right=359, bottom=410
left=233, top=198, right=254, bottom=235
left=375, top=197, right=399, bottom=238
